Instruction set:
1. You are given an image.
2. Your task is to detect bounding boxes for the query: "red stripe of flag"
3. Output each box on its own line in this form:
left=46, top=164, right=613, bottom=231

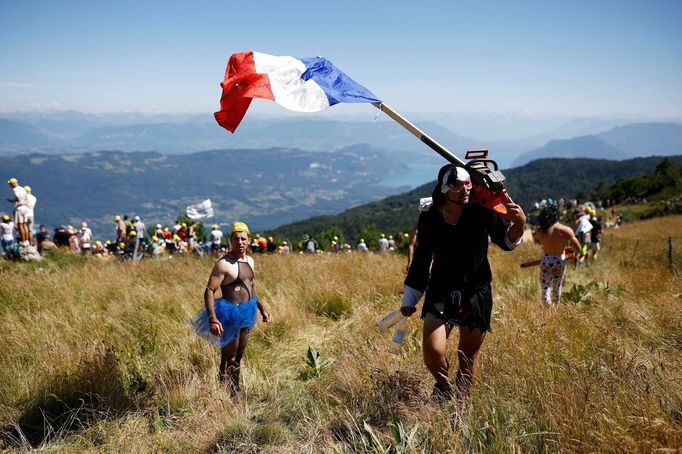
left=214, top=51, right=275, bottom=133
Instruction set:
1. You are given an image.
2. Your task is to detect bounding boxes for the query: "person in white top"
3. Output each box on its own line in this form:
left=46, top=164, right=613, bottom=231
left=574, top=209, right=593, bottom=267
left=132, top=216, right=146, bottom=240
left=7, top=178, right=31, bottom=244
left=1, top=214, right=16, bottom=258
left=210, top=224, right=224, bottom=254
left=78, top=222, right=93, bottom=255
left=24, top=186, right=37, bottom=240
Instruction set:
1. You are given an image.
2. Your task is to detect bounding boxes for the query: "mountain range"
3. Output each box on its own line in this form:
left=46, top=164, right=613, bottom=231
left=0, top=145, right=408, bottom=239
left=3, top=111, right=682, bottom=170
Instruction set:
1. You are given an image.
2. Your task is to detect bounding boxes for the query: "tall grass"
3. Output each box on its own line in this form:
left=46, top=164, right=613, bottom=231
left=1, top=216, right=681, bottom=452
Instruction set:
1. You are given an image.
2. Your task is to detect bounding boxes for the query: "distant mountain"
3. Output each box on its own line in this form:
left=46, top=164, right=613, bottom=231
left=0, top=118, right=57, bottom=151
left=511, top=123, right=682, bottom=167
left=0, top=112, right=478, bottom=159
left=0, top=145, right=409, bottom=239
left=268, top=155, right=682, bottom=244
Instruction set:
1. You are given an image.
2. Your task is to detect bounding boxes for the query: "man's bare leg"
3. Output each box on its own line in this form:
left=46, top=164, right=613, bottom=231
left=423, top=313, right=453, bottom=394
left=219, top=328, right=250, bottom=396
left=455, top=327, right=486, bottom=399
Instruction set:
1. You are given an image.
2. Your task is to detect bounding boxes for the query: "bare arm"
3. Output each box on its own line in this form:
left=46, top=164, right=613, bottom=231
left=205, top=261, right=228, bottom=336
left=564, top=227, right=582, bottom=254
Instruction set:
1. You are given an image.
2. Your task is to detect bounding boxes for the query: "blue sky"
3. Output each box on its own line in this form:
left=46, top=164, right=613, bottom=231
left=1, top=0, right=681, bottom=119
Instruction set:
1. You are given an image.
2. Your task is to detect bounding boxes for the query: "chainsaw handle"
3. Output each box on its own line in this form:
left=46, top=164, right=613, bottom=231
left=465, top=159, right=500, bottom=171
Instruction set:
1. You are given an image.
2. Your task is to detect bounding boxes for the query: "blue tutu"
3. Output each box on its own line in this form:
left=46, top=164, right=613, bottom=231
left=189, top=297, right=258, bottom=347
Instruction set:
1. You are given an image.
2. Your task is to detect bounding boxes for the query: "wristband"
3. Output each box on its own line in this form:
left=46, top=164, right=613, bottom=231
left=402, top=285, right=424, bottom=308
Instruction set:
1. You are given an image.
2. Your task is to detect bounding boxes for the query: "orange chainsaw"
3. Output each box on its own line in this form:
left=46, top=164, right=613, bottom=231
left=373, top=103, right=514, bottom=215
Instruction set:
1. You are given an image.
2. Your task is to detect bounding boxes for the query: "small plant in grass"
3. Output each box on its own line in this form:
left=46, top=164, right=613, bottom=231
left=564, top=283, right=593, bottom=305
left=389, top=412, right=420, bottom=453
left=299, top=345, right=334, bottom=380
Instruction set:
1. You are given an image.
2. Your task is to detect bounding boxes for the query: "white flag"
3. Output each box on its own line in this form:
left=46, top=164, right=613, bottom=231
left=186, top=199, right=214, bottom=220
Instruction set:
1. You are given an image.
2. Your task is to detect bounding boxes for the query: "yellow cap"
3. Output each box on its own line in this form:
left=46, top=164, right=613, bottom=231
left=119, top=243, right=125, bottom=248
left=151, top=235, right=158, bottom=241
left=2, top=214, right=10, bottom=221
left=173, top=234, right=180, bottom=241
left=231, top=221, right=251, bottom=237
left=105, top=240, right=111, bottom=245
left=95, top=240, right=102, bottom=245
left=181, top=223, right=187, bottom=228
left=129, top=230, right=137, bottom=236
left=23, top=185, right=31, bottom=193
left=7, top=178, right=17, bottom=185
left=114, top=215, right=121, bottom=221
left=212, top=224, right=218, bottom=229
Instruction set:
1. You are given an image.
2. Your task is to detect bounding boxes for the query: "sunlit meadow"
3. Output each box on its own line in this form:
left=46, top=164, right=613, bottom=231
left=1, top=216, right=680, bottom=453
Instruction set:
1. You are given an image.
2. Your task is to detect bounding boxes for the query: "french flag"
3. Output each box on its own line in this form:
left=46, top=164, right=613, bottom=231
left=214, top=51, right=381, bottom=133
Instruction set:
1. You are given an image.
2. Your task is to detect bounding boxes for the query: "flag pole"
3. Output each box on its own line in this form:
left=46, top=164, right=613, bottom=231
left=372, top=102, right=465, bottom=167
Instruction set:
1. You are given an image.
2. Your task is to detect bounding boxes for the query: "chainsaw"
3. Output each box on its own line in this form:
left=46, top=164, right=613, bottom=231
left=373, top=103, right=514, bottom=215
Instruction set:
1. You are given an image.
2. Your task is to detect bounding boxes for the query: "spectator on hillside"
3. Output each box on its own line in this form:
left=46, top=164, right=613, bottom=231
left=387, top=235, right=396, bottom=251
left=162, top=227, right=173, bottom=252
left=189, top=221, right=272, bottom=396
left=78, top=222, right=93, bottom=256
left=7, top=178, right=31, bottom=247
left=330, top=236, right=339, bottom=253
left=589, top=211, right=603, bottom=261
left=377, top=233, right=389, bottom=253
left=534, top=206, right=581, bottom=306
left=267, top=236, right=277, bottom=254
left=279, top=241, right=290, bottom=255
left=24, top=185, right=37, bottom=241
left=574, top=210, right=593, bottom=267
left=68, top=226, right=81, bottom=255
left=1, top=214, right=16, bottom=259
left=132, top=216, right=146, bottom=240
left=93, top=240, right=107, bottom=257
left=177, top=223, right=188, bottom=242
left=303, top=234, right=318, bottom=254
left=210, top=224, right=224, bottom=254
left=114, top=215, right=127, bottom=244
left=53, top=225, right=71, bottom=248
left=401, top=164, right=525, bottom=401
left=357, top=238, right=368, bottom=252
left=256, top=234, right=268, bottom=254
left=154, top=223, right=164, bottom=240
left=35, top=224, right=51, bottom=253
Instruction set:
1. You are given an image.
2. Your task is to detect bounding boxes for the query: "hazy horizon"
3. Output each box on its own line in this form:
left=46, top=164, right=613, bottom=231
left=2, top=1, right=681, bottom=125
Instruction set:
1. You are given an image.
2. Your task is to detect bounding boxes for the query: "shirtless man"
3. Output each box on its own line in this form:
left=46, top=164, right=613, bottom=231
left=191, top=221, right=272, bottom=396
left=534, top=206, right=581, bottom=306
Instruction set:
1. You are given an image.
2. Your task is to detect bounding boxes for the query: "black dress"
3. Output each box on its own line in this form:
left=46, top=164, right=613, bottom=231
left=404, top=203, right=514, bottom=332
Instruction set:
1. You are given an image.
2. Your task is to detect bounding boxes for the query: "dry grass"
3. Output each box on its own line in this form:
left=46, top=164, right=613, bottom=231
left=1, top=216, right=681, bottom=453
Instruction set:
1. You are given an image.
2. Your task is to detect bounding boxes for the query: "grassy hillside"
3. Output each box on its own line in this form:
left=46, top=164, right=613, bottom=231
left=1, top=216, right=681, bottom=452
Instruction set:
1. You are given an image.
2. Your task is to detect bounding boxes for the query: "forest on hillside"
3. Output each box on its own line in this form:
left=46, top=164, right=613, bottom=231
left=268, top=156, right=682, bottom=250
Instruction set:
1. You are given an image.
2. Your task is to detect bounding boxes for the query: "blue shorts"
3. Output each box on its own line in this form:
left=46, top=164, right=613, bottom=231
left=189, top=297, right=258, bottom=347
